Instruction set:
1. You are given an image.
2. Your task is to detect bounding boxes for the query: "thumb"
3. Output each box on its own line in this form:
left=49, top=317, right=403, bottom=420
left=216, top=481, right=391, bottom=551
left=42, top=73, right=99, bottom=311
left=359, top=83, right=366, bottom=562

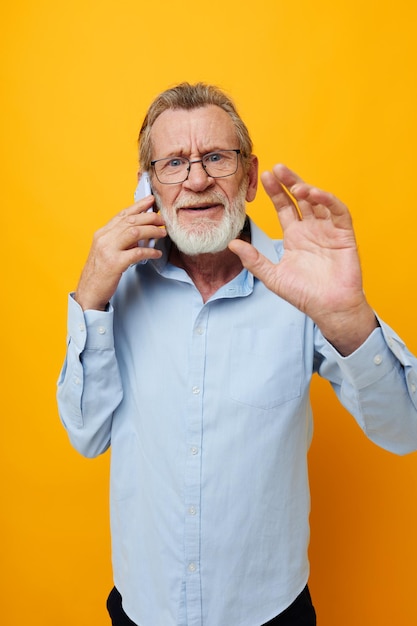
left=228, top=239, right=275, bottom=286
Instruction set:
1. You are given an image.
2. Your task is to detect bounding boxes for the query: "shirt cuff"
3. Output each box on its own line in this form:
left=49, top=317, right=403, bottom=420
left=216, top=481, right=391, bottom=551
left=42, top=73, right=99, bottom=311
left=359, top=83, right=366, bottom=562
left=67, top=293, right=115, bottom=351
left=324, top=318, right=409, bottom=390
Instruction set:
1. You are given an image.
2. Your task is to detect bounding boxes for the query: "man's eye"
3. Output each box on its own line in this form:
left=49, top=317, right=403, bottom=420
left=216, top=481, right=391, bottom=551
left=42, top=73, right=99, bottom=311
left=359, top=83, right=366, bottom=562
left=206, top=152, right=224, bottom=163
left=167, top=158, right=185, bottom=168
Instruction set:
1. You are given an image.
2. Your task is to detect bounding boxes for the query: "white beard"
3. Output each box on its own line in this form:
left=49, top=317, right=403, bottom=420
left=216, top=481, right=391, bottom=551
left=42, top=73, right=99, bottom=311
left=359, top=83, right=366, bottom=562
left=153, top=183, right=248, bottom=256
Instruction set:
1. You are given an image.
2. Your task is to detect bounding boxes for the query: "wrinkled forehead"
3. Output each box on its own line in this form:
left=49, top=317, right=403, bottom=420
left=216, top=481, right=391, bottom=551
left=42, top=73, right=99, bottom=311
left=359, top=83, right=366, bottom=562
left=150, top=105, right=239, bottom=158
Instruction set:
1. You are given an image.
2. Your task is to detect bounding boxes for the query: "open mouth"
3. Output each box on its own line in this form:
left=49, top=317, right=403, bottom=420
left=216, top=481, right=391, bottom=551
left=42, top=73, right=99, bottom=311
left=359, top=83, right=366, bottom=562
left=180, top=203, right=221, bottom=211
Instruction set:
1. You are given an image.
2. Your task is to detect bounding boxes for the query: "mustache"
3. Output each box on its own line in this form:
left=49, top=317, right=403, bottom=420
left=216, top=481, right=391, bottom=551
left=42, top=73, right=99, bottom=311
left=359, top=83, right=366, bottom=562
left=171, top=191, right=227, bottom=211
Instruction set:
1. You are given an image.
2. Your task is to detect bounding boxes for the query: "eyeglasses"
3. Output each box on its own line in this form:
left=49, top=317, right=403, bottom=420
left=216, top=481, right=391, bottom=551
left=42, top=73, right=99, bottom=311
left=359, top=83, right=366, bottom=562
left=151, top=149, right=241, bottom=184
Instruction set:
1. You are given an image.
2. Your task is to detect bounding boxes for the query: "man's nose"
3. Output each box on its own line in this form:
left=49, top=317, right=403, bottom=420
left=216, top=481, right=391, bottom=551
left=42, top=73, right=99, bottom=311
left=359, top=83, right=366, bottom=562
left=182, top=160, right=214, bottom=192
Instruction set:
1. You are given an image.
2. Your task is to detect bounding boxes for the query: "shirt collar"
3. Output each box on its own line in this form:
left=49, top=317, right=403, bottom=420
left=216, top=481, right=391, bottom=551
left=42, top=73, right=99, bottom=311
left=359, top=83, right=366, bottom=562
left=151, top=217, right=279, bottom=268
left=148, top=217, right=280, bottom=299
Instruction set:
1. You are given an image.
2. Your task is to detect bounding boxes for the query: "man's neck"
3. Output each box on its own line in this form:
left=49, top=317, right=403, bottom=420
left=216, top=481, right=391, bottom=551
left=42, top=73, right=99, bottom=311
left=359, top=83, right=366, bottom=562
left=167, top=218, right=251, bottom=302
left=169, top=245, right=244, bottom=303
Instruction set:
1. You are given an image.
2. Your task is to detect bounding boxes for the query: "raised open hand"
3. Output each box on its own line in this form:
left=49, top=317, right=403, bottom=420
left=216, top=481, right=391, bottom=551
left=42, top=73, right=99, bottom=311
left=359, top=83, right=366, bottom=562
left=229, top=164, right=377, bottom=355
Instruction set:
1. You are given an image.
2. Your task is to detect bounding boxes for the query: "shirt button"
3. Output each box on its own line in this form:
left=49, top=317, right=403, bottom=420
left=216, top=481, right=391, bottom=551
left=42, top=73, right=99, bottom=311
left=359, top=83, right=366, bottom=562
left=192, top=386, right=200, bottom=395
left=190, top=446, right=199, bottom=455
left=79, top=324, right=85, bottom=332
left=188, top=562, right=197, bottom=573
left=373, top=354, right=383, bottom=365
left=188, top=506, right=197, bottom=516
left=411, top=383, right=416, bottom=394
left=98, top=326, right=106, bottom=335
left=195, top=327, right=204, bottom=335
left=74, top=376, right=81, bottom=385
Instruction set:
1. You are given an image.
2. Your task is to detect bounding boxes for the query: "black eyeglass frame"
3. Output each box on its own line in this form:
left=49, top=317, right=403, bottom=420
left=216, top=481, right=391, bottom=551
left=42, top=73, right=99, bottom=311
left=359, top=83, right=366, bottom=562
left=150, top=149, right=241, bottom=185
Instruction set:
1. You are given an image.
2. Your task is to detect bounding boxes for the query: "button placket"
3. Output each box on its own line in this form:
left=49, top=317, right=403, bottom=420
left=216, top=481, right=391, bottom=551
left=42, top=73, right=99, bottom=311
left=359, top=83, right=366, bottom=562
left=182, top=306, right=209, bottom=622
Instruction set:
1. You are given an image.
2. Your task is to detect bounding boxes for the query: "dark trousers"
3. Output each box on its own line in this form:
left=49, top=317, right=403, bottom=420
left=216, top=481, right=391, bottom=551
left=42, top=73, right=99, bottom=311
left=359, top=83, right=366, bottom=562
left=107, top=584, right=316, bottom=625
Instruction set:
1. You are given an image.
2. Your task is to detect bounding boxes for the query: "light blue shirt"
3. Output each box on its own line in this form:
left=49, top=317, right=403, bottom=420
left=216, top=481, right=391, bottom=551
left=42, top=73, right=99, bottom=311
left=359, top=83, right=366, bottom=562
left=57, top=220, right=417, bottom=626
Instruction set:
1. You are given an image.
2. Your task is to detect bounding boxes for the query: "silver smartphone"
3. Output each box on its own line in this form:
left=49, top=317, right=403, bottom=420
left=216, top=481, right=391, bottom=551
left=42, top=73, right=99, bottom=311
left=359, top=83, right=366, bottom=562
left=134, top=172, right=155, bottom=249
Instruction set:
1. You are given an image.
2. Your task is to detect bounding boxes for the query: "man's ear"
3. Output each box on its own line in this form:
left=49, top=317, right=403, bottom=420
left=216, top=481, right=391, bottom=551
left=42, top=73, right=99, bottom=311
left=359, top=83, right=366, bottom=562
left=245, top=155, right=259, bottom=203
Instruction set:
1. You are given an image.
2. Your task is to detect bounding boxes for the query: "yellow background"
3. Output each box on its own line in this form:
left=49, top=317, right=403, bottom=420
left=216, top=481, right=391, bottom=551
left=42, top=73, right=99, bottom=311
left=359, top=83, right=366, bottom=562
left=2, top=1, right=417, bottom=624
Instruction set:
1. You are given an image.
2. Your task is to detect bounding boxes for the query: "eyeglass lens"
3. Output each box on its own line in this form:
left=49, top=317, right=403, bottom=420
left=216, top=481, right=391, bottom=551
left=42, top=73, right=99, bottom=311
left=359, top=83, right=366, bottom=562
left=153, top=150, right=239, bottom=184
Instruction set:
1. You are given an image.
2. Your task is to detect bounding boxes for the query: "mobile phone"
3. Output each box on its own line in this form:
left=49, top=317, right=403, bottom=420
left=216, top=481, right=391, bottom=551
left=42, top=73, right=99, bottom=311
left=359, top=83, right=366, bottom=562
left=134, top=171, right=153, bottom=204
left=134, top=172, right=155, bottom=250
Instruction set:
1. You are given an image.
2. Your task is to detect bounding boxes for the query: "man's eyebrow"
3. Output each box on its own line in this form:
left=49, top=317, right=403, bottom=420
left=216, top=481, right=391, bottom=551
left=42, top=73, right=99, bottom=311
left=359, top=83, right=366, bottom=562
left=156, top=148, right=188, bottom=158
left=160, top=146, right=228, bottom=158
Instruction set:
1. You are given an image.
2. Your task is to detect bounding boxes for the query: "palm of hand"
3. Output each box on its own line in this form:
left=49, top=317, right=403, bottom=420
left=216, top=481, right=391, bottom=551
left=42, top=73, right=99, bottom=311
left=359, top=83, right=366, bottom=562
left=269, top=214, right=364, bottom=321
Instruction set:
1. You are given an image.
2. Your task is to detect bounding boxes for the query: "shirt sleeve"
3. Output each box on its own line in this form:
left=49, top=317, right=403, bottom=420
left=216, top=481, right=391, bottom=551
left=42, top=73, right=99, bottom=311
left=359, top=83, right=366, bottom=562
left=315, top=316, right=417, bottom=454
left=57, top=293, right=123, bottom=457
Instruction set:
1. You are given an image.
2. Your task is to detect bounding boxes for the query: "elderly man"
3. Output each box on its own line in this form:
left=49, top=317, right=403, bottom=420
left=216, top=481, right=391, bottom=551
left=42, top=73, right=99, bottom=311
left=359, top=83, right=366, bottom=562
left=57, top=82, right=417, bottom=626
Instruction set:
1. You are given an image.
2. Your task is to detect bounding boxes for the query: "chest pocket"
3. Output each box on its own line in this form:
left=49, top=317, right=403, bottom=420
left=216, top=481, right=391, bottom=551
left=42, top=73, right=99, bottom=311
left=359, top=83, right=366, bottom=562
left=229, top=324, right=304, bottom=409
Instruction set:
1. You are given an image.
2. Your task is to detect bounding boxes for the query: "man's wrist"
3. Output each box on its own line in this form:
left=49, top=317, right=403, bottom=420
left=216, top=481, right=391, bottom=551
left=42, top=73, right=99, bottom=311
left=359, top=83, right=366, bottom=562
left=318, top=303, right=379, bottom=357
left=74, top=290, right=109, bottom=312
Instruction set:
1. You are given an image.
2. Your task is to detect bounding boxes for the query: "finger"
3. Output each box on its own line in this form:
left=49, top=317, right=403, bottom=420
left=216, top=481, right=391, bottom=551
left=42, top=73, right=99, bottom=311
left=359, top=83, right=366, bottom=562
left=270, top=163, right=305, bottom=189
left=95, top=209, right=166, bottom=259
left=118, top=194, right=156, bottom=219
left=272, top=165, right=331, bottom=222
left=272, top=165, right=350, bottom=225
left=261, top=171, right=301, bottom=229
left=126, top=243, right=164, bottom=266
left=119, top=222, right=167, bottom=252
left=100, top=196, right=157, bottom=239
left=123, top=209, right=165, bottom=230
left=96, top=225, right=165, bottom=273
left=132, top=223, right=167, bottom=248
left=261, top=170, right=297, bottom=210
left=295, top=193, right=330, bottom=221
left=228, top=239, right=277, bottom=290
left=272, top=165, right=345, bottom=219
left=105, top=204, right=165, bottom=239
left=291, top=185, right=352, bottom=228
